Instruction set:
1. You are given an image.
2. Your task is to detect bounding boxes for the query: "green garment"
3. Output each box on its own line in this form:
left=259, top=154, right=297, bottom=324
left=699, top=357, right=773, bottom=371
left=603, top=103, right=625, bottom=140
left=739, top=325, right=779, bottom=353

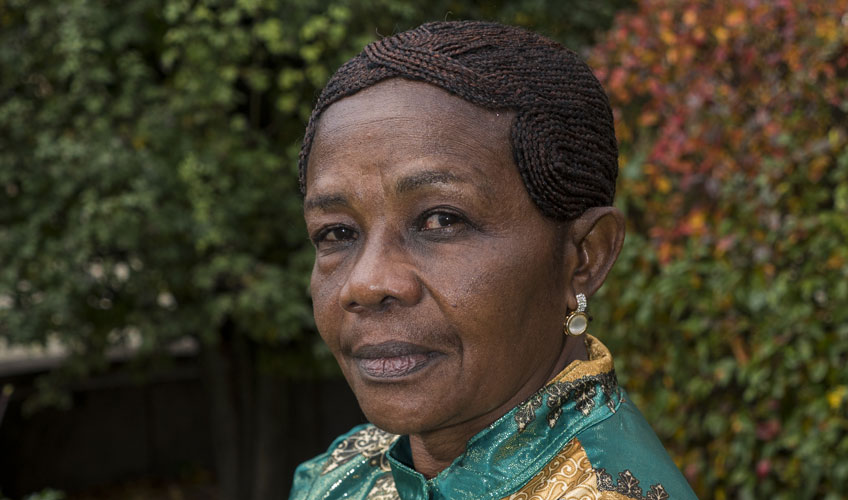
left=290, top=336, right=698, bottom=500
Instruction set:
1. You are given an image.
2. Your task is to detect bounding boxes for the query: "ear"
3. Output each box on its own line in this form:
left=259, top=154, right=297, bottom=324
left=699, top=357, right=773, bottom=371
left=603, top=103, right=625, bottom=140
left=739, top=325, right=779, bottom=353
left=562, top=206, right=626, bottom=310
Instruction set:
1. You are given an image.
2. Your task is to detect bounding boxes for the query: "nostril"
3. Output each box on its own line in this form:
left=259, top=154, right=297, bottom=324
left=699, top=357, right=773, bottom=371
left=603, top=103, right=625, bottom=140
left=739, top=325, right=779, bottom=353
left=342, top=293, right=399, bottom=314
left=378, top=295, right=398, bottom=310
left=344, top=300, right=364, bottom=313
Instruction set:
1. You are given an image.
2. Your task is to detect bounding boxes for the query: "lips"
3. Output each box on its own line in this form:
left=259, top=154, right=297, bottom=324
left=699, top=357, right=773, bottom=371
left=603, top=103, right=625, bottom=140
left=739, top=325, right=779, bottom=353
left=352, top=341, right=443, bottom=379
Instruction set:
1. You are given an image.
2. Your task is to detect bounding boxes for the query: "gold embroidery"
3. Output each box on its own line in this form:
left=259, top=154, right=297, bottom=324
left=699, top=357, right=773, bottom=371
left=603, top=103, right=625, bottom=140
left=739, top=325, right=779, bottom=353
left=504, top=438, right=670, bottom=500
left=514, top=335, right=620, bottom=432
left=322, top=426, right=398, bottom=474
left=504, top=438, right=602, bottom=500
left=515, top=393, right=543, bottom=432
left=514, top=371, right=618, bottom=431
left=553, top=335, right=615, bottom=384
left=596, top=468, right=670, bottom=500
left=367, top=473, right=400, bottom=500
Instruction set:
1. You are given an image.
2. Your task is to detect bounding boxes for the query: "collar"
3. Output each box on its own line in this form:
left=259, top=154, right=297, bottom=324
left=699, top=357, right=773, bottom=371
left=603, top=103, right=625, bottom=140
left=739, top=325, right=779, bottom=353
left=386, top=335, right=621, bottom=500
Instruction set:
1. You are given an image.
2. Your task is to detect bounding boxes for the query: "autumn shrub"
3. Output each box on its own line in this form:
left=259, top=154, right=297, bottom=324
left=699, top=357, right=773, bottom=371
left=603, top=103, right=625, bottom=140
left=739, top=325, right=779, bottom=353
left=588, top=1, right=848, bottom=498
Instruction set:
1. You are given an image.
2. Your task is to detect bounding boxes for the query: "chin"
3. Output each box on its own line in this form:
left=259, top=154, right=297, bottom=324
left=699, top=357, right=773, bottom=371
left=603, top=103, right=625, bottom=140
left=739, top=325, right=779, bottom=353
left=363, top=409, right=432, bottom=436
left=338, top=352, right=462, bottom=435
left=352, top=385, right=444, bottom=436
left=365, top=414, right=420, bottom=436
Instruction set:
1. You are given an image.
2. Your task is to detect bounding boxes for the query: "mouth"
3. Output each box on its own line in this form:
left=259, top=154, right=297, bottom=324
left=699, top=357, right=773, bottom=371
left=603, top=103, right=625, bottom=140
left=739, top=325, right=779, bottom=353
left=351, top=341, right=444, bottom=379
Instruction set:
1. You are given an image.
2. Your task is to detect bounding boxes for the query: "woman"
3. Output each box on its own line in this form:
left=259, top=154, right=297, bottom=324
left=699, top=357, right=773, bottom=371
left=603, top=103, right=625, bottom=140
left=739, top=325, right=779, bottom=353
left=293, top=21, right=697, bottom=500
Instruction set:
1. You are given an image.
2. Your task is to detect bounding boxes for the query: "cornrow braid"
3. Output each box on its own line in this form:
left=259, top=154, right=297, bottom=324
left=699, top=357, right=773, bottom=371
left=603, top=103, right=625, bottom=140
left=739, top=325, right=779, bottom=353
left=299, top=20, right=618, bottom=221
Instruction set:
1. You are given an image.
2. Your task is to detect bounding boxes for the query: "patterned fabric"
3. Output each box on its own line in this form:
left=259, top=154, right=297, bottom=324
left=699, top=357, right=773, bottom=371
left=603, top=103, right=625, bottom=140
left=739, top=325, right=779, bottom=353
left=367, top=474, right=399, bottom=500
left=322, top=426, right=398, bottom=474
left=595, top=469, right=670, bottom=500
left=505, top=438, right=679, bottom=500
left=289, top=336, right=697, bottom=500
left=505, top=438, right=599, bottom=500
left=515, top=370, right=618, bottom=432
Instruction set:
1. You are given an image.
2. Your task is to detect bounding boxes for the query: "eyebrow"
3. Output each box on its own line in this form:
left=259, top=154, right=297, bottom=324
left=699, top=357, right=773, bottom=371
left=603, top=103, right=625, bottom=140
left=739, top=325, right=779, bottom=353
left=304, top=170, right=473, bottom=212
left=395, top=171, right=465, bottom=193
left=303, top=193, right=348, bottom=212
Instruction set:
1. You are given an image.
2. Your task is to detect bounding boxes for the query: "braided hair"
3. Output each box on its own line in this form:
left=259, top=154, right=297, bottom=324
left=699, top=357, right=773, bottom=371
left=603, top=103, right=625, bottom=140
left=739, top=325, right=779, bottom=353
left=299, top=20, right=618, bottom=221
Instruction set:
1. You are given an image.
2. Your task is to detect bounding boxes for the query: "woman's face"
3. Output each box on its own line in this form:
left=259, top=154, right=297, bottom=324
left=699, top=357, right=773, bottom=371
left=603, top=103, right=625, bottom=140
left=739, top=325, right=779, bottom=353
left=304, top=79, right=570, bottom=436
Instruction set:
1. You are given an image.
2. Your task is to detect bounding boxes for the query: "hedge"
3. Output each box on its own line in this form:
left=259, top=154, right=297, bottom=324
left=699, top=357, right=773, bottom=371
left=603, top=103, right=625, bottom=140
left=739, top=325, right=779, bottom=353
left=589, top=1, right=848, bottom=498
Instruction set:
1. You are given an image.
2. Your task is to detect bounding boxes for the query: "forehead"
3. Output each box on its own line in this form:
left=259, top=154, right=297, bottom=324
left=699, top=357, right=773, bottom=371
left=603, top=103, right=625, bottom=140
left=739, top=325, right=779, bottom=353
left=305, top=79, right=515, bottom=193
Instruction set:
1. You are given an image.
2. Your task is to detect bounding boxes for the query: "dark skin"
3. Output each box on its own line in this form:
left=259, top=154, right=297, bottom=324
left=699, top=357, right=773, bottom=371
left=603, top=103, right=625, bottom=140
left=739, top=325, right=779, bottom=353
left=304, top=79, right=625, bottom=478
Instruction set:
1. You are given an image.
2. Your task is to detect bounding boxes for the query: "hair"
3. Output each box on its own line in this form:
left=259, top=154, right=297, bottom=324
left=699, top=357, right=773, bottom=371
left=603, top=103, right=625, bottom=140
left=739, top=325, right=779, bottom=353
left=298, top=20, right=618, bottom=221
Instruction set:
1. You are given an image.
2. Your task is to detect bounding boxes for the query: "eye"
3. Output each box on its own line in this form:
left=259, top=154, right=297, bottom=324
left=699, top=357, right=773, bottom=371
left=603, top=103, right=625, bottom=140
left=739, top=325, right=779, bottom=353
left=419, top=211, right=468, bottom=234
left=313, top=225, right=357, bottom=245
left=422, top=212, right=462, bottom=230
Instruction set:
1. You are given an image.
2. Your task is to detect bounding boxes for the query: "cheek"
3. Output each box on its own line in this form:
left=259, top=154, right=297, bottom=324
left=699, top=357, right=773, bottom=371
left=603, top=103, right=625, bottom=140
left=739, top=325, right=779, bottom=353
left=428, top=235, right=563, bottom=342
left=310, top=266, right=343, bottom=348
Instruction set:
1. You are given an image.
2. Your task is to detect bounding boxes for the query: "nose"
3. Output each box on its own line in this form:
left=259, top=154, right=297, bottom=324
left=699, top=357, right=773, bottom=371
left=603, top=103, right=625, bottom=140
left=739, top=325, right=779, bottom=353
left=339, top=233, right=423, bottom=313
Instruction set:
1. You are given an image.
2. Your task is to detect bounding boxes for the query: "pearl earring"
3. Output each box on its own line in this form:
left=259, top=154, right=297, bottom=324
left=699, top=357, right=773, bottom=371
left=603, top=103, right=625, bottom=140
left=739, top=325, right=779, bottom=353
left=564, top=293, right=589, bottom=336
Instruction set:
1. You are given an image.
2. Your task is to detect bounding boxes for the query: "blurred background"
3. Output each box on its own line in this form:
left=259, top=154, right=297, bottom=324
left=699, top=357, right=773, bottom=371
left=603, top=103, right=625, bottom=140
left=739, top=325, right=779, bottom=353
left=1, top=0, right=846, bottom=499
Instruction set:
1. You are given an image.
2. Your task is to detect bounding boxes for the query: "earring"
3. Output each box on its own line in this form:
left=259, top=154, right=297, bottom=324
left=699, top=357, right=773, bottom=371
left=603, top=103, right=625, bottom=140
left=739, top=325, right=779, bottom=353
left=564, top=293, right=589, bottom=336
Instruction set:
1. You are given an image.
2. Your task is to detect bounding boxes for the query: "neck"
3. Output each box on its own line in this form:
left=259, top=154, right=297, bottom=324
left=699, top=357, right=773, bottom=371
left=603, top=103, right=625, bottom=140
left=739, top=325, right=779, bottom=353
left=408, top=335, right=589, bottom=478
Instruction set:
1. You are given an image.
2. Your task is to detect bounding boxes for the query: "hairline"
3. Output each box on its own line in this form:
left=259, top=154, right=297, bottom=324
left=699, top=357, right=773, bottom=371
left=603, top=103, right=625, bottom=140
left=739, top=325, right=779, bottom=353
left=302, top=76, right=520, bottom=193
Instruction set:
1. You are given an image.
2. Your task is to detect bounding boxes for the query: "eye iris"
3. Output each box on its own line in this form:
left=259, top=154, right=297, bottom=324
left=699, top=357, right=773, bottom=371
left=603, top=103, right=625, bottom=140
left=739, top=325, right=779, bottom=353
left=425, top=213, right=456, bottom=229
left=328, top=227, right=351, bottom=241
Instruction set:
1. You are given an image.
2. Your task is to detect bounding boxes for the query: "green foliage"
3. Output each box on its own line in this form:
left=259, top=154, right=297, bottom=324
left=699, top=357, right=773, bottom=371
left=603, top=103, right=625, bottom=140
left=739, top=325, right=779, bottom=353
left=588, top=1, right=848, bottom=498
left=0, top=0, right=629, bottom=398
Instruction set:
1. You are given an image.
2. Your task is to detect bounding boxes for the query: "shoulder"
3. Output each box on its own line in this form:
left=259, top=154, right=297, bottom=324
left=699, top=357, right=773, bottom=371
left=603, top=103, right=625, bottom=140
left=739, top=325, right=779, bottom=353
left=506, top=390, right=697, bottom=500
left=573, top=390, right=697, bottom=500
left=290, top=424, right=399, bottom=500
